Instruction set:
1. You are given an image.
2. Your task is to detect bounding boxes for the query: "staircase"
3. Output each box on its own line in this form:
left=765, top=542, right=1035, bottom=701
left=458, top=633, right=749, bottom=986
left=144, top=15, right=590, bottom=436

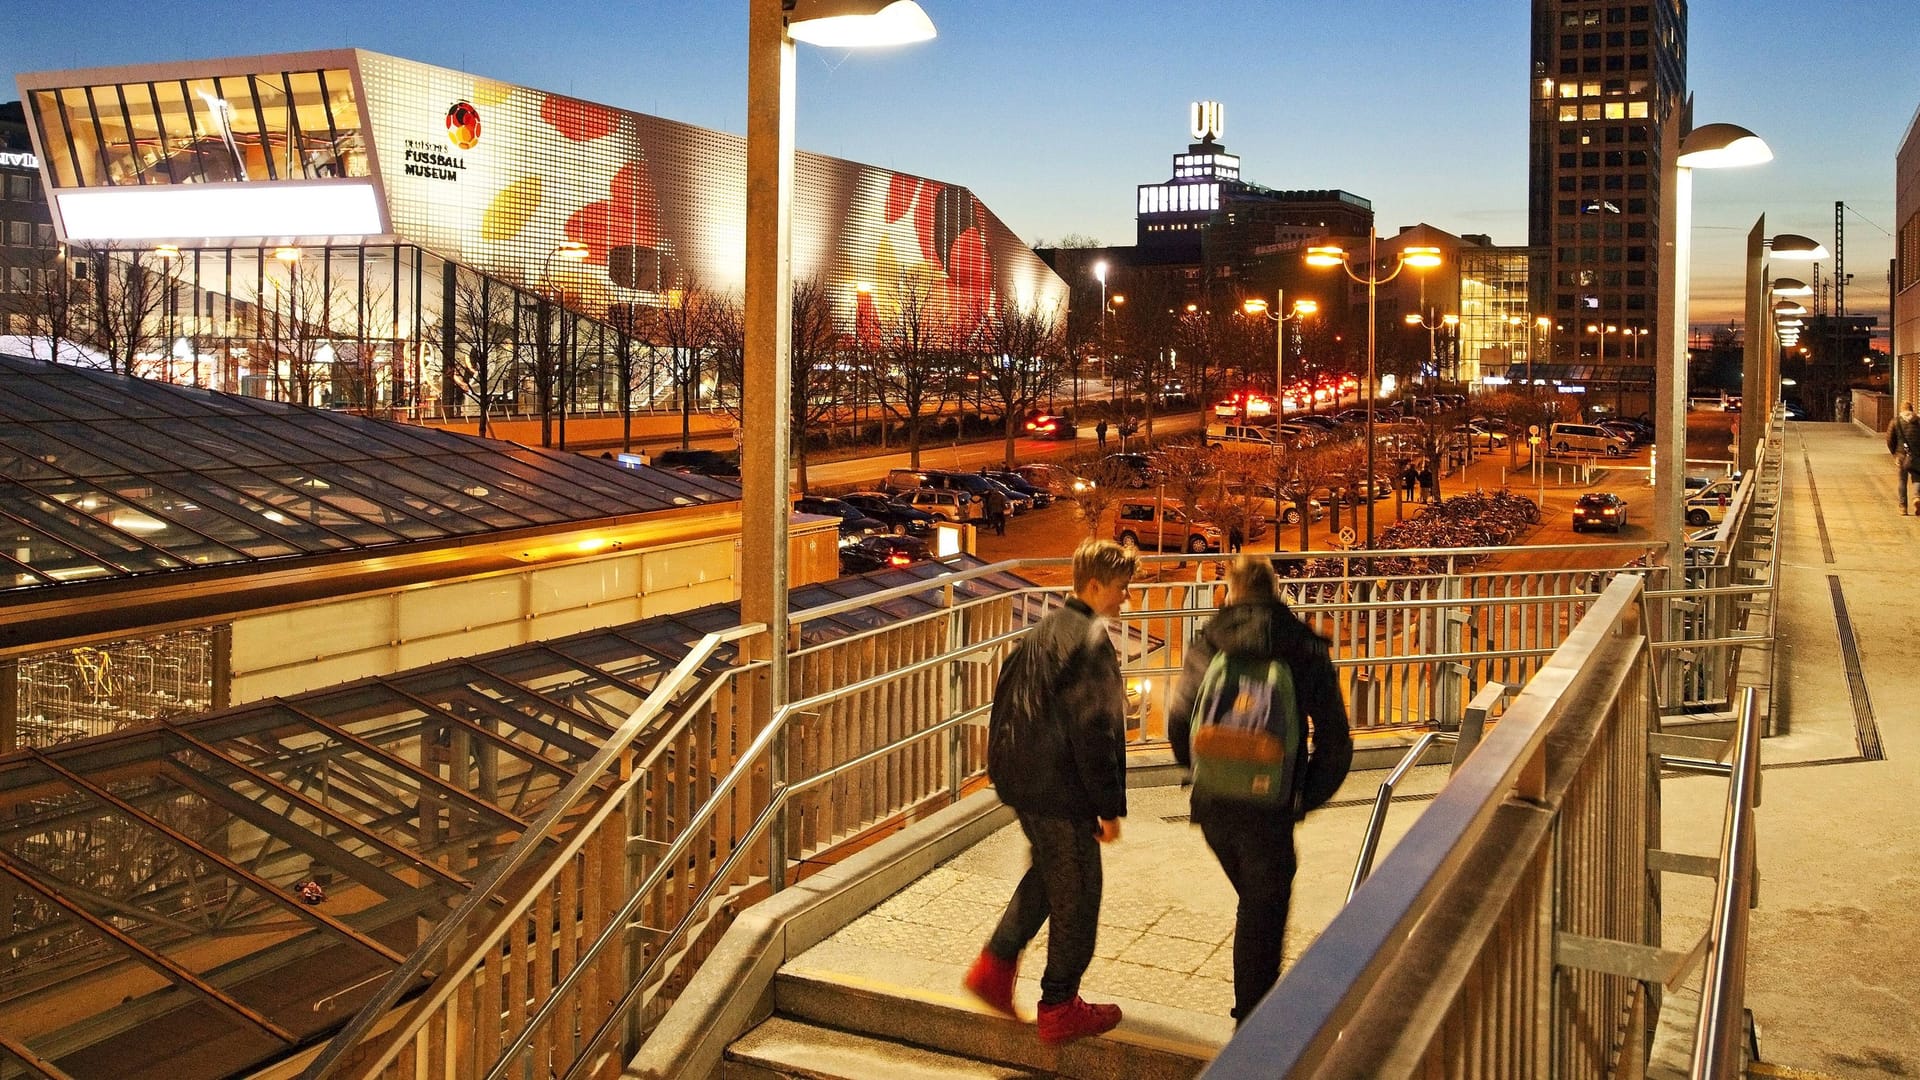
left=724, top=965, right=1212, bottom=1080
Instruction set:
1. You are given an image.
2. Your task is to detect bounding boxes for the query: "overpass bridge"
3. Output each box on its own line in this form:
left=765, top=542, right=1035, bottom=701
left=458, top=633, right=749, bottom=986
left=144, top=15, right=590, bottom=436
left=12, top=410, right=1909, bottom=1079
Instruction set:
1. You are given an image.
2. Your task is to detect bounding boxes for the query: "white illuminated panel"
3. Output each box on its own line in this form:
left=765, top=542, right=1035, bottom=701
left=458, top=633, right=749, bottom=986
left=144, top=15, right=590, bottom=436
left=56, top=181, right=385, bottom=241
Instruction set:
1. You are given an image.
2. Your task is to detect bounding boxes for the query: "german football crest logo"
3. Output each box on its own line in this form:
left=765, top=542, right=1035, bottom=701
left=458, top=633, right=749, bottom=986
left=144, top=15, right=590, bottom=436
left=445, top=101, right=482, bottom=150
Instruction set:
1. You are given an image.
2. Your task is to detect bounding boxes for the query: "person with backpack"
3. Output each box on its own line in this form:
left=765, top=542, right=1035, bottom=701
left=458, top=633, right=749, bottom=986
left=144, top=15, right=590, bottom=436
left=965, top=539, right=1137, bottom=1044
left=1166, top=555, right=1352, bottom=1025
left=1888, top=402, right=1920, bottom=514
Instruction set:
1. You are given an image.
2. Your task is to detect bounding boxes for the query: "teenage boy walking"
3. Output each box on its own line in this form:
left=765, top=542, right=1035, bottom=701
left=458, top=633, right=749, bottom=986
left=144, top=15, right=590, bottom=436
left=966, top=539, right=1137, bottom=1044
left=1167, top=555, right=1352, bottom=1025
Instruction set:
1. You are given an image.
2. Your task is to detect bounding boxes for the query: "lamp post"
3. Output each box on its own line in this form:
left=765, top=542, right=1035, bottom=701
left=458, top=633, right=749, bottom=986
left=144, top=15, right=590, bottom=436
left=1656, top=121, right=1771, bottom=579
left=541, top=240, right=590, bottom=449
left=1093, top=259, right=1108, bottom=404
left=744, top=0, right=933, bottom=889
left=1404, top=310, right=1459, bottom=383
left=1307, top=229, right=1441, bottom=548
left=1243, top=291, right=1319, bottom=551
left=1107, top=293, right=1125, bottom=402
left=1741, top=235, right=1825, bottom=467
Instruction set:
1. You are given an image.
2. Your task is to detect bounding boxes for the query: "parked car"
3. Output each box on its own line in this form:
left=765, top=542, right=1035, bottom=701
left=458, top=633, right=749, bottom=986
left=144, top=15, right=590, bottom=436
left=1596, top=420, right=1650, bottom=446
left=1100, top=453, right=1157, bottom=488
left=1547, top=422, right=1630, bottom=457
left=1023, top=412, right=1077, bottom=439
left=981, top=469, right=1053, bottom=508
left=1207, top=422, right=1282, bottom=450
left=838, top=534, right=934, bottom=575
left=653, top=448, right=740, bottom=477
left=927, top=470, right=1032, bottom=514
left=1572, top=492, right=1630, bottom=533
left=894, top=488, right=974, bottom=522
left=883, top=467, right=932, bottom=495
left=1111, top=496, right=1224, bottom=553
left=1454, top=420, right=1509, bottom=448
left=1016, top=462, right=1091, bottom=495
left=793, top=496, right=887, bottom=546
left=840, top=491, right=936, bottom=536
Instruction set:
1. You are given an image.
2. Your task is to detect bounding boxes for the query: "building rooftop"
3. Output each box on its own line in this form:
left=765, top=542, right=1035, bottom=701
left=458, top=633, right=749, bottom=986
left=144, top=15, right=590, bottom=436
left=0, top=356, right=738, bottom=596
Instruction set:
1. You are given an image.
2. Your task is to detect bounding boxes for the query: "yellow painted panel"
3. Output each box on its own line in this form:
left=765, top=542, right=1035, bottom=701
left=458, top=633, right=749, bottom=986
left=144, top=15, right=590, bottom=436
left=528, top=553, right=641, bottom=615
left=231, top=648, right=391, bottom=705
left=229, top=594, right=394, bottom=675
left=396, top=575, right=527, bottom=641
left=394, top=621, right=526, bottom=673
left=640, top=577, right=735, bottom=620
left=528, top=597, right=644, bottom=642
left=641, top=541, right=735, bottom=593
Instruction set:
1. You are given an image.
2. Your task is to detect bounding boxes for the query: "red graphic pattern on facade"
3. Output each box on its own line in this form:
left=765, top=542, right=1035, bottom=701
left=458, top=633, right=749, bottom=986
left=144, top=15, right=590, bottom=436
left=564, top=162, right=661, bottom=266
left=540, top=95, right=621, bottom=142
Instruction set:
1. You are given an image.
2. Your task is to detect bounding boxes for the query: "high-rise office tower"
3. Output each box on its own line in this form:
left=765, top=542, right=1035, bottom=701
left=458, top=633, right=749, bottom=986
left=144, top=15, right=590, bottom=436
left=1528, top=0, right=1686, bottom=390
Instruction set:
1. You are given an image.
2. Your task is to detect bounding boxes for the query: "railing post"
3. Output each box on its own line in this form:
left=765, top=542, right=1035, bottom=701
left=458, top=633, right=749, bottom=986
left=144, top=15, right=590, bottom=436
left=944, top=587, right=964, bottom=802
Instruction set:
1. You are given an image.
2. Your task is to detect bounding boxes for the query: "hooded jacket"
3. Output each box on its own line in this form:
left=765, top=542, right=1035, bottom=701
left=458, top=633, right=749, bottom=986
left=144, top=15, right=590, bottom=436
left=1167, top=597, right=1352, bottom=824
left=986, top=597, right=1129, bottom=822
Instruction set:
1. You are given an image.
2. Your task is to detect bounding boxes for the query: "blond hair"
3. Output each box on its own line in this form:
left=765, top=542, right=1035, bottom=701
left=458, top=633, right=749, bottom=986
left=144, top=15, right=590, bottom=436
left=1072, top=538, right=1138, bottom=592
left=1225, top=555, right=1279, bottom=604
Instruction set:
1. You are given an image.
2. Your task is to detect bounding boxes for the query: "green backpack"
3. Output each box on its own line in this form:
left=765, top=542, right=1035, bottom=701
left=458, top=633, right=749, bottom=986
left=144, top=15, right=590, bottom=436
left=1188, top=651, right=1301, bottom=807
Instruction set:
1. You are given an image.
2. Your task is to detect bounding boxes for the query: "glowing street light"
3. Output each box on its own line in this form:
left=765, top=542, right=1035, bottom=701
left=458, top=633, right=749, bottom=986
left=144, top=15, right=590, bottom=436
left=1307, top=233, right=1442, bottom=547
left=742, top=0, right=934, bottom=889
left=1244, top=291, right=1319, bottom=552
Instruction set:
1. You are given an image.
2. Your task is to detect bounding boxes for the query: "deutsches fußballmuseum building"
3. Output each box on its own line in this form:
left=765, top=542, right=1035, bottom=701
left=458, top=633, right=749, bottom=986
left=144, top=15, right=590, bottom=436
left=14, top=49, right=1065, bottom=411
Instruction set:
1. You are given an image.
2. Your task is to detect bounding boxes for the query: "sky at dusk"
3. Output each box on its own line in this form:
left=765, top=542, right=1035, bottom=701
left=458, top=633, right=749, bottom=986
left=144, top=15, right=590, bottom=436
left=5, top=1, right=1916, bottom=333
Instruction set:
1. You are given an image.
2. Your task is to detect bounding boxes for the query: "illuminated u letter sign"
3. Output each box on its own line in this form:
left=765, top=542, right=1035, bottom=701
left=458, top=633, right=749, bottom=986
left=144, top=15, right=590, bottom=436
left=1190, top=100, right=1225, bottom=141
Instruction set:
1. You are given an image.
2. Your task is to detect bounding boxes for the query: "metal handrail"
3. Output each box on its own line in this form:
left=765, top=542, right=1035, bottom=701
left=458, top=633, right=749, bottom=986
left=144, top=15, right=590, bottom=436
left=493, top=620, right=1032, bottom=1080
left=1690, top=685, right=1762, bottom=1078
left=304, top=620, right=768, bottom=1080
left=1347, top=730, right=1456, bottom=900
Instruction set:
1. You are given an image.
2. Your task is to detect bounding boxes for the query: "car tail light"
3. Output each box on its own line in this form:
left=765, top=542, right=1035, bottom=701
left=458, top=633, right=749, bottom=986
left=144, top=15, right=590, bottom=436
left=888, top=552, right=912, bottom=566
left=1603, top=508, right=1616, bottom=515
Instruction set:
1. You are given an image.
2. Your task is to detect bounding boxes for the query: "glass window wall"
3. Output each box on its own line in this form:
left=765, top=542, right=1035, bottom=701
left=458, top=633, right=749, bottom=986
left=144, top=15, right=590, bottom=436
left=29, top=68, right=367, bottom=188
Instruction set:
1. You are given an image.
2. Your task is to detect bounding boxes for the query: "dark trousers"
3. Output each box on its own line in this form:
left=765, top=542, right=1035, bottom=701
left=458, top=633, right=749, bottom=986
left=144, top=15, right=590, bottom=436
left=985, top=811, right=1103, bottom=1005
left=1903, top=466, right=1918, bottom=510
left=1199, top=815, right=1298, bottom=1021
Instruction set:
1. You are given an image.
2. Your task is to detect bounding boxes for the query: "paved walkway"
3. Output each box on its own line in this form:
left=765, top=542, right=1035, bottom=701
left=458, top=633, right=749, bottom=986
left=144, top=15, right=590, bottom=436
left=793, top=420, right=1916, bottom=1075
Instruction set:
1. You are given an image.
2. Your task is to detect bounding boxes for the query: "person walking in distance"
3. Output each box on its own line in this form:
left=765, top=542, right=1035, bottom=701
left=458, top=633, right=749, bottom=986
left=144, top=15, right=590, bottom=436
left=1888, top=402, right=1920, bottom=514
left=1166, top=555, right=1352, bottom=1025
left=983, top=485, right=1009, bottom=537
left=1096, top=417, right=1109, bottom=450
left=966, top=539, right=1137, bottom=1044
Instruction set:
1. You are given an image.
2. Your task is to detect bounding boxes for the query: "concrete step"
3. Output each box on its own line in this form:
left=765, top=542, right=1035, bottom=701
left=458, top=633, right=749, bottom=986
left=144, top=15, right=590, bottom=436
left=771, top=967, right=1211, bottom=1080
left=725, top=1016, right=1050, bottom=1079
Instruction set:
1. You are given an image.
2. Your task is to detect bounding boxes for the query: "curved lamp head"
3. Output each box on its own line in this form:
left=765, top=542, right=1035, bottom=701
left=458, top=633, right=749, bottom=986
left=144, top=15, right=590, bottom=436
left=1770, top=277, right=1812, bottom=297
left=1403, top=313, right=1422, bottom=326
left=1676, top=123, right=1772, bottom=169
left=1773, top=300, right=1807, bottom=315
left=788, top=0, right=936, bottom=47
left=1400, top=246, right=1443, bottom=270
left=1776, top=318, right=1804, bottom=328
left=1092, top=260, right=1108, bottom=284
left=1442, top=314, right=1459, bottom=327
left=1294, top=299, right=1319, bottom=316
left=1243, top=298, right=1269, bottom=316
left=553, top=240, right=590, bottom=261
left=1766, top=233, right=1829, bottom=260
left=1305, top=245, right=1348, bottom=268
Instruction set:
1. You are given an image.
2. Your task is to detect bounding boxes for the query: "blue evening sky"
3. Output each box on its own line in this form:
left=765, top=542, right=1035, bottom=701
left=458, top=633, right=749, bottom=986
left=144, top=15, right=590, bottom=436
left=5, top=1, right=1915, bottom=331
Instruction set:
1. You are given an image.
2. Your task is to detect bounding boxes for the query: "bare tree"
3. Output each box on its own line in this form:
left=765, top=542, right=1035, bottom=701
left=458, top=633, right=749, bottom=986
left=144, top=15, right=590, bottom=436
left=1067, top=458, right=1134, bottom=538
left=872, top=272, right=959, bottom=469
left=452, top=269, right=523, bottom=436
left=978, top=302, right=1064, bottom=467
left=16, top=233, right=85, bottom=366
left=1107, top=274, right=1180, bottom=443
left=77, top=245, right=168, bottom=376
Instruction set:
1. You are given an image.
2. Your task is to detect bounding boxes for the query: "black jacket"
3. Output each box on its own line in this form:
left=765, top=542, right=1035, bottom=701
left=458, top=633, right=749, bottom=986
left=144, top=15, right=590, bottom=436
left=1890, top=414, right=1920, bottom=473
left=986, top=597, right=1129, bottom=822
left=1167, top=598, right=1352, bottom=824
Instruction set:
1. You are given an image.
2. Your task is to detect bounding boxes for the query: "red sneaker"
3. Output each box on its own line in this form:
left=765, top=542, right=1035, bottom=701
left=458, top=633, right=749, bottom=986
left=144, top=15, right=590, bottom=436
left=962, top=950, right=1019, bottom=1017
left=1036, top=995, right=1122, bottom=1044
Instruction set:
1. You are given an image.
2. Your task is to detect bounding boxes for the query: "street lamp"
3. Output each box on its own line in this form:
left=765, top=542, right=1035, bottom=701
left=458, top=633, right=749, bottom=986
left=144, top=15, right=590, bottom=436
left=1403, top=310, right=1458, bottom=382
left=1243, top=291, right=1319, bottom=551
left=1107, top=293, right=1125, bottom=401
left=1307, top=229, right=1441, bottom=548
left=542, top=240, right=590, bottom=449
left=744, top=0, right=933, bottom=878
left=1093, top=259, right=1109, bottom=404
left=1655, top=120, right=1770, bottom=591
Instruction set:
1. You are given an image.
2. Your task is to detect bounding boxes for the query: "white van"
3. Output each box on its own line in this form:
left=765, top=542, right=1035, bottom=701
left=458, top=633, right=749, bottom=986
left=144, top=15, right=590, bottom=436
left=1547, top=422, right=1629, bottom=457
left=1206, top=422, right=1280, bottom=449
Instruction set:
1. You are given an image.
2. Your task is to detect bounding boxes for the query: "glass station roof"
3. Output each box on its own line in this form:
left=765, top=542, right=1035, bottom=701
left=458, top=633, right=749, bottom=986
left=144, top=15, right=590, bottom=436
left=0, top=356, right=738, bottom=594
left=0, top=555, right=1028, bottom=1078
